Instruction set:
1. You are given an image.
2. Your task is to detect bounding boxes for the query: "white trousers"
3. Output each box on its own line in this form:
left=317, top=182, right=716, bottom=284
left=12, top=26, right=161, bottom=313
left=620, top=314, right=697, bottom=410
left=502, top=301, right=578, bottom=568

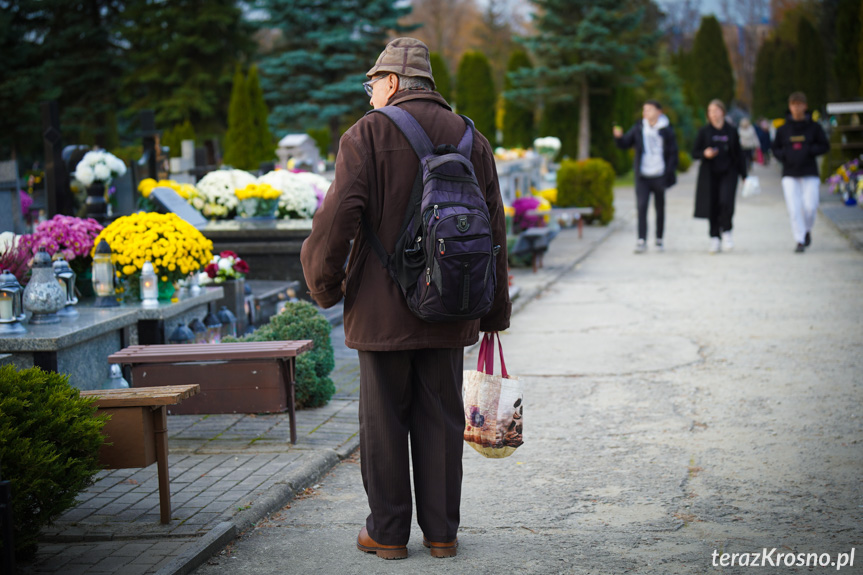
left=781, top=176, right=820, bottom=244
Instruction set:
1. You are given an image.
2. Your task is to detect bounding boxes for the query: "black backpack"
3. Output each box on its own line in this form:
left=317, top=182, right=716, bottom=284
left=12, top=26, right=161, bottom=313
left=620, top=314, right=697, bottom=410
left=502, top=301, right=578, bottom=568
left=362, top=106, right=498, bottom=323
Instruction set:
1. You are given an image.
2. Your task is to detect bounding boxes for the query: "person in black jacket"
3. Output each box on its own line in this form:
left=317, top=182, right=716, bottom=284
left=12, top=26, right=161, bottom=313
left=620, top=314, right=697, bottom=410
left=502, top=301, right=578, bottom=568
left=692, top=99, right=747, bottom=253
left=772, top=92, right=830, bottom=253
left=614, top=100, right=678, bottom=253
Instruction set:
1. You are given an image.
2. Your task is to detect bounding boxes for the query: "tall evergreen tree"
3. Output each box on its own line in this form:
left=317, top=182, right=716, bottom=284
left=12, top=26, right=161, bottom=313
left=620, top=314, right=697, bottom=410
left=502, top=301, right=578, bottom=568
left=456, top=51, right=497, bottom=142
left=538, top=99, right=579, bottom=160
left=0, top=0, right=44, bottom=159
left=511, top=0, right=654, bottom=160
left=223, top=66, right=255, bottom=170
left=247, top=65, right=275, bottom=167
left=503, top=50, right=535, bottom=149
left=119, top=0, right=251, bottom=136
left=770, top=41, right=797, bottom=118
left=691, top=16, right=734, bottom=109
left=162, top=120, right=196, bottom=158
left=834, top=0, right=861, bottom=100
left=795, top=17, right=827, bottom=113
left=752, top=39, right=775, bottom=119
left=256, top=0, right=415, bottom=156
left=429, top=52, right=452, bottom=104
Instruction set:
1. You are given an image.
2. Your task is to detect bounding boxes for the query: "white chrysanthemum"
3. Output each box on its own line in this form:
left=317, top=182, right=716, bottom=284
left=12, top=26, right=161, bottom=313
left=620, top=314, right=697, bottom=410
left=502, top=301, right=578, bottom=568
left=291, top=172, right=332, bottom=196
left=93, top=163, right=111, bottom=181
left=107, top=155, right=127, bottom=176
left=258, top=170, right=317, bottom=219
left=0, top=232, right=18, bottom=254
left=75, top=165, right=96, bottom=186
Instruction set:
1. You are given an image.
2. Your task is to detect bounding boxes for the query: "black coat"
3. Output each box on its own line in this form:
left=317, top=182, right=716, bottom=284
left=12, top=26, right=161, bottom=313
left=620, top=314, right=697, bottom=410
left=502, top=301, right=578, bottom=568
left=615, top=120, right=678, bottom=188
left=692, top=123, right=747, bottom=219
left=772, top=114, right=830, bottom=178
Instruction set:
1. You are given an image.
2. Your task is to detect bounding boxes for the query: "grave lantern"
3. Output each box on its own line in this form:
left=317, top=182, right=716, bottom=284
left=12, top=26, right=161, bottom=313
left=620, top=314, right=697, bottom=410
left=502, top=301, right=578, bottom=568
left=52, top=255, right=79, bottom=318
left=0, top=270, right=26, bottom=334
left=140, top=261, right=158, bottom=308
left=202, top=308, right=222, bottom=344
left=23, top=247, right=66, bottom=324
left=217, top=306, right=238, bottom=339
left=92, top=239, right=119, bottom=307
left=187, top=317, right=207, bottom=343
left=168, top=322, right=195, bottom=345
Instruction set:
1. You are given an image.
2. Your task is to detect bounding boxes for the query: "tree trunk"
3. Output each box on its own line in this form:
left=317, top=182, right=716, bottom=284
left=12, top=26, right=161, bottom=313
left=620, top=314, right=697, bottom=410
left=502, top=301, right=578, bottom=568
left=578, top=76, right=590, bottom=160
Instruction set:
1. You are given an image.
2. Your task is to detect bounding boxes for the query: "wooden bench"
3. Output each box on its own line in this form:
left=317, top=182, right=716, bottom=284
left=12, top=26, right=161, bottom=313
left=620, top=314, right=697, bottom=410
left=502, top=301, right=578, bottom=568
left=80, top=384, right=200, bottom=524
left=108, top=341, right=313, bottom=445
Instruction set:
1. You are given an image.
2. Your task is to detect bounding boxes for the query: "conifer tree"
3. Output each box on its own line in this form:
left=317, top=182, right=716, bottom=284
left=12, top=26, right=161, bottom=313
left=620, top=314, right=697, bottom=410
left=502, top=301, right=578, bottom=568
left=456, top=51, right=497, bottom=143
left=691, top=16, right=734, bottom=109
left=770, top=41, right=797, bottom=118
left=753, top=39, right=775, bottom=119
left=256, top=0, right=415, bottom=156
left=223, top=65, right=255, bottom=170
left=795, top=18, right=826, bottom=114
left=120, top=0, right=251, bottom=135
left=511, top=0, right=653, bottom=160
left=247, top=65, right=275, bottom=167
left=163, top=120, right=196, bottom=158
left=429, top=52, right=452, bottom=104
left=834, top=0, right=861, bottom=100
left=503, top=50, right=535, bottom=149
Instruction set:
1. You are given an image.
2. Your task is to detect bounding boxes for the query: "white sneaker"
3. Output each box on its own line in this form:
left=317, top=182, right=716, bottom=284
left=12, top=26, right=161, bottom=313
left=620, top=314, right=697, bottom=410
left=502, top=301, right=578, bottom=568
left=709, top=237, right=721, bottom=253
left=721, top=231, right=733, bottom=251
left=634, top=239, right=647, bottom=254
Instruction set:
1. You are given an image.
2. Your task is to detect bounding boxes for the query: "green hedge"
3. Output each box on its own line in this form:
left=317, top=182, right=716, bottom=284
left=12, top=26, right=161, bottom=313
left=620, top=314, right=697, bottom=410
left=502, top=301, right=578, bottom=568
left=556, top=158, right=616, bottom=225
left=0, top=366, right=107, bottom=560
left=678, top=150, right=692, bottom=173
left=227, top=301, right=335, bottom=409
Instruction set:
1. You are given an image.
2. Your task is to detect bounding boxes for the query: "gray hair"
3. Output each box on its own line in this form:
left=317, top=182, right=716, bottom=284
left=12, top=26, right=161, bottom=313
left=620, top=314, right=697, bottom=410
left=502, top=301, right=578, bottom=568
left=396, top=74, right=433, bottom=92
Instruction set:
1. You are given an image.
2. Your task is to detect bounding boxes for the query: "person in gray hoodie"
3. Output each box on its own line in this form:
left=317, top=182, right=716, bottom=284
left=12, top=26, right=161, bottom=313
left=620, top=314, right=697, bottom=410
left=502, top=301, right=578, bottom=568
left=614, top=100, right=679, bottom=253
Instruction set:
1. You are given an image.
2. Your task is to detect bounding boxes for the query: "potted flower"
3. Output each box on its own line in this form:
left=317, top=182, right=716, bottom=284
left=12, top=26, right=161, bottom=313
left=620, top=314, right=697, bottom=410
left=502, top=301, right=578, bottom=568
left=195, top=169, right=256, bottom=220
left=18, top=215, right=104, bottom=296
left=257, top=170, right=318, bottom=219
left=202, top=250, right=250, bottom=327
left=235, top=183, right=281, bottom=219
left=92, top=212, right=213, bottom=302
left=73, top=150, right=127, bottom=216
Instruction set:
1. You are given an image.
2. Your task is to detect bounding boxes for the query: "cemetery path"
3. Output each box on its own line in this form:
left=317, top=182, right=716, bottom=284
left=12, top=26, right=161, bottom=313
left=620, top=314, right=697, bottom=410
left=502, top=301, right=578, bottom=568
left=191, top=161, right=863, bottom=575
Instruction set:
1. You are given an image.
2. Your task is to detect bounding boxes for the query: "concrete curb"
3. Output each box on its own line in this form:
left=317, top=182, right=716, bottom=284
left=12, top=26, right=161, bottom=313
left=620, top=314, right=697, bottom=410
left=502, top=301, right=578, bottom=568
left=162, top=449, right=346, bottom=575
left=819, top=205, right=863, bottom=252
left=154, top=522, right=235, bottom=575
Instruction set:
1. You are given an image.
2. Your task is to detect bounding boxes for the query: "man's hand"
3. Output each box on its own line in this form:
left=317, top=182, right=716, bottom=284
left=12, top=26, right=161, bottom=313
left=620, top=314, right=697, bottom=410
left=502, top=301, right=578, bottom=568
left=613, top=126, right=623, bottom=138
left=703, top=147, right=718, bottom=159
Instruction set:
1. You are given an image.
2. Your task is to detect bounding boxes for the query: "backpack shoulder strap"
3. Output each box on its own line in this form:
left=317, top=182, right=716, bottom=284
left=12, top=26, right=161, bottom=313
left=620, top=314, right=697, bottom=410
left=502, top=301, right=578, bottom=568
left=369, top=106, right=435, bottom=159
left=457, top=114, right=475, bottom=159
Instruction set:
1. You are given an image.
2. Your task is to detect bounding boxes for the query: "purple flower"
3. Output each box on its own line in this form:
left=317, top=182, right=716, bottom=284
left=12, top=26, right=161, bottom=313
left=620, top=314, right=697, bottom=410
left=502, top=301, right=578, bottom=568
left=20, top=215, right=103, bottom=264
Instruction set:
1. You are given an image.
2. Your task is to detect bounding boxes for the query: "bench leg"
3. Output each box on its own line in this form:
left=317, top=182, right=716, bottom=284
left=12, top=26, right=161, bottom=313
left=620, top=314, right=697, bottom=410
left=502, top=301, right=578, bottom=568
left=578, top=217, right=584, bottom=239
left=279, top=359, right=297, bottom=445
left=152, top=405, right=172, bottom=524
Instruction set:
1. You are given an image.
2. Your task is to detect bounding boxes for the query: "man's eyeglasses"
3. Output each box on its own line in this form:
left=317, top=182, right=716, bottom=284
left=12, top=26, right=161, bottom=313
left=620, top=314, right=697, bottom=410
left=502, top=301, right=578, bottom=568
left=363, top=75, right=387, bottom=97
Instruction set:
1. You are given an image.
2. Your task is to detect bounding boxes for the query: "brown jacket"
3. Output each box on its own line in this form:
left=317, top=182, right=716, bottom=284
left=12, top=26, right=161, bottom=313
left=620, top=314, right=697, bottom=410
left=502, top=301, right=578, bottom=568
left=301, top=90, right=511, bottom=351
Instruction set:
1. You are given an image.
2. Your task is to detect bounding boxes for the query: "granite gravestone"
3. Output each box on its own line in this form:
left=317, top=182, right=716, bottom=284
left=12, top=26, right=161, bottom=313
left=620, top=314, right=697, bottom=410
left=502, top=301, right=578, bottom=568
left=149, top=187, right=207, bottom=228
left=0, top=160, right=24, bottom=233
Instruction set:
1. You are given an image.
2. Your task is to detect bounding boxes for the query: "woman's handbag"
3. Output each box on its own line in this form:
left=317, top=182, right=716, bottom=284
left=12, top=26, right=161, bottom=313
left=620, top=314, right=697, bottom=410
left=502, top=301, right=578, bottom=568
left=742, top=175, right=761, bottom=198
left=463, top=332, right=523, bottom=458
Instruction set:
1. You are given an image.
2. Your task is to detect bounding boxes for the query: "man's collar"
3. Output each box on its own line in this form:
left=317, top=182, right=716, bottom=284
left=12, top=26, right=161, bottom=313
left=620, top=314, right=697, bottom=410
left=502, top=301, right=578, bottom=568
left=386, top=90, right=452, bottom=111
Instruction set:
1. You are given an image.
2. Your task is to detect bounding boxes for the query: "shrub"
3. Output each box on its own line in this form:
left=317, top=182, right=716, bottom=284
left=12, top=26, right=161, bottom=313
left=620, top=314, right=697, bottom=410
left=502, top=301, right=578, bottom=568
left=678, top=150, right=693, bottom=173
left=556, top=158, right=616, bottom=225
left=229, top=301, right=335, bottom=409
left=0, top=366, right=107, bottom=560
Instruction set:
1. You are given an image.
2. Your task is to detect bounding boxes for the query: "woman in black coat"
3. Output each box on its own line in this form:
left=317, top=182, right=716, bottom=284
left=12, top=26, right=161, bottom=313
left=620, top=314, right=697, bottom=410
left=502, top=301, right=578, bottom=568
left=692, top=99, right=747, bottom=253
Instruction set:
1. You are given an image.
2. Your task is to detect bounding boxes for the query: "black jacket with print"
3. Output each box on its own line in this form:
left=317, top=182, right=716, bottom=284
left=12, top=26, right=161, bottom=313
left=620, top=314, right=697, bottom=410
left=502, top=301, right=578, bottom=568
left=772, top=114, right=830, bottom=178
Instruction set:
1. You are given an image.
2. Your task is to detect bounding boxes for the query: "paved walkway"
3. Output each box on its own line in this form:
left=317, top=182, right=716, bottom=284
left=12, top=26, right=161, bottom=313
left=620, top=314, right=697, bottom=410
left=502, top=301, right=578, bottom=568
left=17, top=159, right=861, bottom=574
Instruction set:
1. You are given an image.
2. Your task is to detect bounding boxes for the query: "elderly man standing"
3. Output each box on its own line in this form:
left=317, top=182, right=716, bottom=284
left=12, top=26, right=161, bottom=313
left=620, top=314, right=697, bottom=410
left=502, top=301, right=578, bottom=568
left=300, top=38, right=511, bottom=560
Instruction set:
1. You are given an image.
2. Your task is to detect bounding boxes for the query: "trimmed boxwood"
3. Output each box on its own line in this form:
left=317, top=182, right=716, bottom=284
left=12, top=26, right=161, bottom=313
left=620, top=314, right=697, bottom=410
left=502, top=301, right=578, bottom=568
left=556, top=158, right=616, bottom=225
left=0, top=365, right=107, bottom=560
left=227, top=301, right=336, bottom=409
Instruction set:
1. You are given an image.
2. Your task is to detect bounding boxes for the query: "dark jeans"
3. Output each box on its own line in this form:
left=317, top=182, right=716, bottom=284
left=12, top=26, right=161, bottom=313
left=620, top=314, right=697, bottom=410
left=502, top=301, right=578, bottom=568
left=635, top=176, right=666, bottom=241
left=708, top=170, right=738, bottom=237
left=358, top=347, right=465, bottom=545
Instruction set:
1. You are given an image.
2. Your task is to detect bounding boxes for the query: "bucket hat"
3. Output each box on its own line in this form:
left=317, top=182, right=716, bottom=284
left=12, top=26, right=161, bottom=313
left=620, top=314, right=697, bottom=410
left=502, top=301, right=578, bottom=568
left=366, top=37, right=435, bottom=90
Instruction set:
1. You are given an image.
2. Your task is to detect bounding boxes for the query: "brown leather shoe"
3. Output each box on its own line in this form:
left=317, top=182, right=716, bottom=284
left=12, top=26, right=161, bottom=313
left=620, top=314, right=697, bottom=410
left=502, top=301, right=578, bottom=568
left=423, top=535, right=458, bottom=558
left=356, top=526, right=408, bottom=560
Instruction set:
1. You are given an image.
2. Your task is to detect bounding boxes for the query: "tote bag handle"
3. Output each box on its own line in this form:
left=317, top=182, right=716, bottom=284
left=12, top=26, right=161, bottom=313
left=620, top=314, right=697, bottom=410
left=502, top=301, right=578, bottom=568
left=476, top=332, right=509, bottom=378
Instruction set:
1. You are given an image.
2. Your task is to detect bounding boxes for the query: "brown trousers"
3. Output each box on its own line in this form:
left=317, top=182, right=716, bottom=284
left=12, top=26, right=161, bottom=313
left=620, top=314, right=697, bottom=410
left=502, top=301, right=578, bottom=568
left=358, top=347, right=465, bottom=546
